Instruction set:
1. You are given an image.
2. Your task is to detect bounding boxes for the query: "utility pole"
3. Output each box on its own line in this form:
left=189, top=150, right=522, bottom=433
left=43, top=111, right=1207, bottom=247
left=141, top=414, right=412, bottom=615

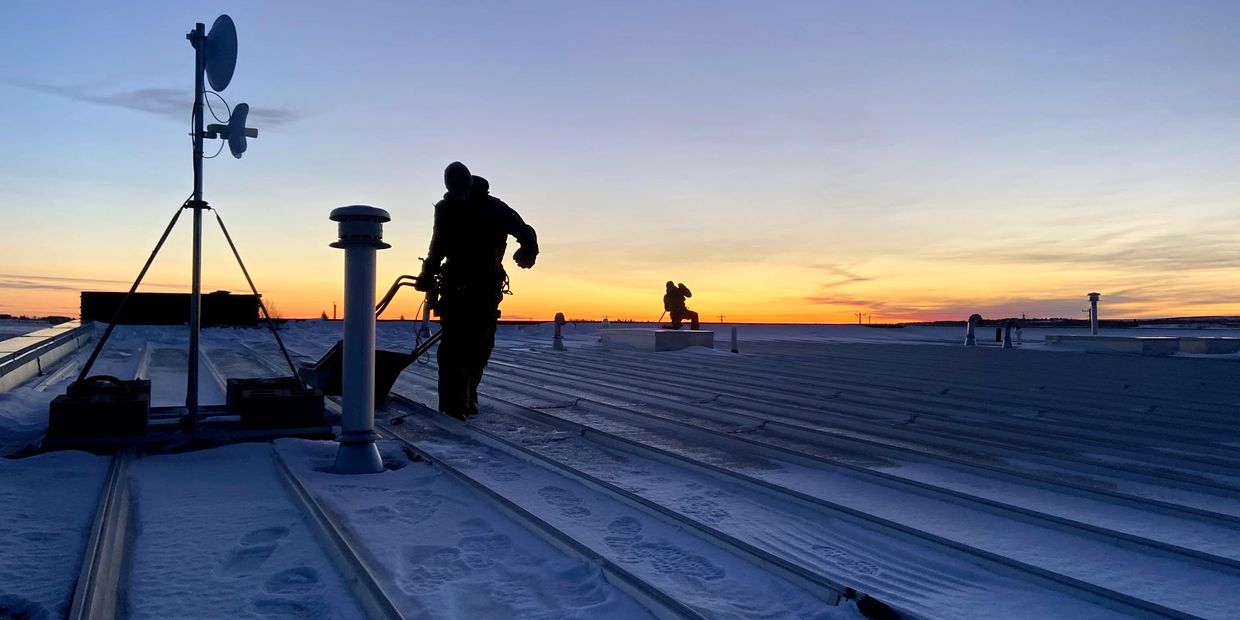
left=857, top=312, right=863, bottom=325
left=332, top=302, right=337, bottom=320
left=718, top=314, right=725, bottom=323
left=1087, top=292, right=1100, bottom=335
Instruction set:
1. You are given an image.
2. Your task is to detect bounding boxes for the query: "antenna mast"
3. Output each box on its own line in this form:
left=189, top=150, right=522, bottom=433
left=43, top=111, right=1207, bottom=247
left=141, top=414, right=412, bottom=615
left=183, top=15, right=250, bottom=431
left=186, top=22, right=207, bottom=431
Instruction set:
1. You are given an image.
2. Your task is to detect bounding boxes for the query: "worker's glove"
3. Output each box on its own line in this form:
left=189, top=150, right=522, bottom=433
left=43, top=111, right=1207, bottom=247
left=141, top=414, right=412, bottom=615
left=513, top=246, right=538, bottom=269
left=414, top=268, right=436, bottom=292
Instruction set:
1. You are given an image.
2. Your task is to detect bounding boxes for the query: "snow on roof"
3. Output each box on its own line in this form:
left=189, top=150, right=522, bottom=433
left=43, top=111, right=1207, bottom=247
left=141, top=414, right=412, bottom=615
left=2, top=321, right=1237, bottom=618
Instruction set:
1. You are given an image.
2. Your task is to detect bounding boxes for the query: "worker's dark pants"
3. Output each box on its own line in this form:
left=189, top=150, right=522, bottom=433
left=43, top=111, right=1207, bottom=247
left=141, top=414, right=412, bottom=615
left=671, top=309, right=699, bottom=330
left=435, top=287, right=502, bottom=415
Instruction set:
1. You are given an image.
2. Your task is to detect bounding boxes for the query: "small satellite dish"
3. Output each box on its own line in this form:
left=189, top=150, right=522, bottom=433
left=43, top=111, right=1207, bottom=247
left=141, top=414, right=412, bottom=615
left=205, top=15, right=237, bottom=91
left=228, top=103, right=249, bottom=158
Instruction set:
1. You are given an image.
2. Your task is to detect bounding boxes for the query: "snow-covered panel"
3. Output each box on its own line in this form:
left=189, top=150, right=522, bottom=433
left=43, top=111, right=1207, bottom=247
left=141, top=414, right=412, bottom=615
left=4, top=321, right=1239, bottom=619
left=273, top=439, right=665, bottom=619
left=0, top=387, right=59, bottom=455
left=0, top=321, right=89, bottom=393
left=0, top=319, right=51, bottom=340
left=0, top=451, right=109, bottom=618
left=124, top=444, right=364, bottom=619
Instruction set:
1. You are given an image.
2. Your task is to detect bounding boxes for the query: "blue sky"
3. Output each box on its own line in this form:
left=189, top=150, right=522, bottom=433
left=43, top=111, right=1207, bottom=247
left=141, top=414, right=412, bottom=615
left=4, top=1, right=1240, bottom=321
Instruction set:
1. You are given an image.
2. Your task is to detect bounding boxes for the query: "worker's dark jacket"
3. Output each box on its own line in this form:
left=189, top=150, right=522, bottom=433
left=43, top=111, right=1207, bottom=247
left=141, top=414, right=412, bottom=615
left=664, top=285, right=692, bottom=312
left=423, top=189, right=537, bottom=415
left=425, top=191, right=537, bottom=291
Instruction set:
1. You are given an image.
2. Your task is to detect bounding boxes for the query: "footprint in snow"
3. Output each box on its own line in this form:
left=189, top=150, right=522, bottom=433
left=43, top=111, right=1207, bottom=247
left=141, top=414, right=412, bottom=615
left=328, top=484, right=399, bottom=496
left=220, top=545, right=279, bottom=576
left=0, top=594, right=50, bottom=620
left=537, top=485, right=592, bottom=518
left=605, top=516, right=644, bottom=538
left=396, top=519, right=515, bottom=595
left=15, top=531, right=59, bottom=544
left=219, top=526, right=290, bottom=576
left=458, top=533, right=514, bottom=569
left=251, top=596, right=332, bottom=619
left=840, top=558, right=881, bottom=576
left=482, top=462, right=521, bottom=482
left=602, top=517, right=725, bottom=581
left=393, top=491, right=443, bottom=524
left=398, top=546, right=473, bottom=594
left=457, top=517, right=493, bottom=536
left=264, top=567, right=321, bottom=595
left=356, top=505, right=400, bottom=522
left=812, top=544, right=883, bottom=577
left=634, top=540, right=726, bottom=581
left=675, top=495, right=731, bottom=524
left=241, top=526, right=290, bottom=546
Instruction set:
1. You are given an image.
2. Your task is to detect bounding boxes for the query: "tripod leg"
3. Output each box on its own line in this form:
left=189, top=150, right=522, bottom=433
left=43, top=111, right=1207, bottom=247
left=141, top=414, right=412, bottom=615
left=77, top=204, right=186, bottom=383
left=214, top=210, right=302, bottom=380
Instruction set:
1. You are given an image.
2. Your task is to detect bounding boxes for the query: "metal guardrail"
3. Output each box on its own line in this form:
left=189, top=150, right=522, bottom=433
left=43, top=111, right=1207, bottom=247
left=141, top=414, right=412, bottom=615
left=0, top=322, right=92, bottom=380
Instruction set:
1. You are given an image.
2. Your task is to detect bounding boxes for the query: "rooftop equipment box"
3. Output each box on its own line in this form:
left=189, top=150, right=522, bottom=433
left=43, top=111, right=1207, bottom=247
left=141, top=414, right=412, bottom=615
left=226, top=377, right=325, bottom=430
left=601, top=328, right=714, bottom=352
left=81, top=291, right=260, bottom=326
left=48, top=377, right=151, bottom=438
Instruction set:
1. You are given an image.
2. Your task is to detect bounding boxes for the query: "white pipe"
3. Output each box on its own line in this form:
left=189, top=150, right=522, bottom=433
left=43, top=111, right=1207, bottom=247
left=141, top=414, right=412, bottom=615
left=964, top=315, right=977, bottom=347
left=330, top=205, right=390, bottom=475
left=553, top=312, right=566, bottom=351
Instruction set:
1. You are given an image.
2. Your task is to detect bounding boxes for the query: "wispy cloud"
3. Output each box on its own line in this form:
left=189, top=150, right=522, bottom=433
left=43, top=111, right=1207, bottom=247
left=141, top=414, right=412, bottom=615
left=936, top=227, right=1240, bottom=272
left=808, top=263, right=871, bottom=289
left=11, top=81, right=299, bottom=126
left=0, top=273, right=182, bottom=292
left=802, top=291, right=1089, bottom=321
left=0, top=278, right=79, bottom=292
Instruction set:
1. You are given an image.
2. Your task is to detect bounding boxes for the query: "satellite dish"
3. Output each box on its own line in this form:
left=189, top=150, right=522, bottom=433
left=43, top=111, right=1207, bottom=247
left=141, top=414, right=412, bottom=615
left=205, top=15, right=237, bottom=91
left=228, top=103, right=249, bottom=158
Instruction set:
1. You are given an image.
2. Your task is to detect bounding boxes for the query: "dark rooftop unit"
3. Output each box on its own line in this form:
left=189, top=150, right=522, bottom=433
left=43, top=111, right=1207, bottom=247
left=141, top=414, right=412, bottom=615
left=80, top=290, right=260, bottom=327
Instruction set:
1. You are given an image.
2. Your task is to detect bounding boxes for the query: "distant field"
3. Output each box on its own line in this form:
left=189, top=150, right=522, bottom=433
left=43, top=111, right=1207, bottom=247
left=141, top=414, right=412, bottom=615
left=0, top=319, right=51, bottom=340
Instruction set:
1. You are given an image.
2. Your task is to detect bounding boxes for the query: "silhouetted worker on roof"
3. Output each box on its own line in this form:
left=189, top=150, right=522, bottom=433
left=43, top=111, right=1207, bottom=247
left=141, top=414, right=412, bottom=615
left=664, top=281, right=699, bottom=330
left=415, top=162, right=538, bottom=419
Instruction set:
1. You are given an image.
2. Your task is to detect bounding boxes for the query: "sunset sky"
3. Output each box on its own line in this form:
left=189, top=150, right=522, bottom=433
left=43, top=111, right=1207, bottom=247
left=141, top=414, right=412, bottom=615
left=4, top=1, right=1240, bottom=323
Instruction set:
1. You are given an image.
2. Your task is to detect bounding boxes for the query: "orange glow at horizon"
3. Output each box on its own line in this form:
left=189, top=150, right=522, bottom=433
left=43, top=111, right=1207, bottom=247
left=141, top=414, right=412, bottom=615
left=7, top=251, right=1240, bottom=324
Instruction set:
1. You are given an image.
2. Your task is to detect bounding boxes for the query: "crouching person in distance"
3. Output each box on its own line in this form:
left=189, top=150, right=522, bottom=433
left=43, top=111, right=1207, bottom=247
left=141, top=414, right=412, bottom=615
left=664, top=281, right=699, bottom=330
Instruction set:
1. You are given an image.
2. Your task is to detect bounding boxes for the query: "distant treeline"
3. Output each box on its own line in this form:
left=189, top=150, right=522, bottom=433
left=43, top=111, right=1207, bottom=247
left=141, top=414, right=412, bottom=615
left=909, top=316, right=1240, bottom=328
left=0, top=314, right=73, bottom=324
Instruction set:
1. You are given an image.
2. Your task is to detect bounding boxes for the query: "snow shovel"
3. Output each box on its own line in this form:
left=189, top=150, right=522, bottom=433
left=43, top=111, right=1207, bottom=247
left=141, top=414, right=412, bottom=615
left=300, top=274, right=441, bottom=404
